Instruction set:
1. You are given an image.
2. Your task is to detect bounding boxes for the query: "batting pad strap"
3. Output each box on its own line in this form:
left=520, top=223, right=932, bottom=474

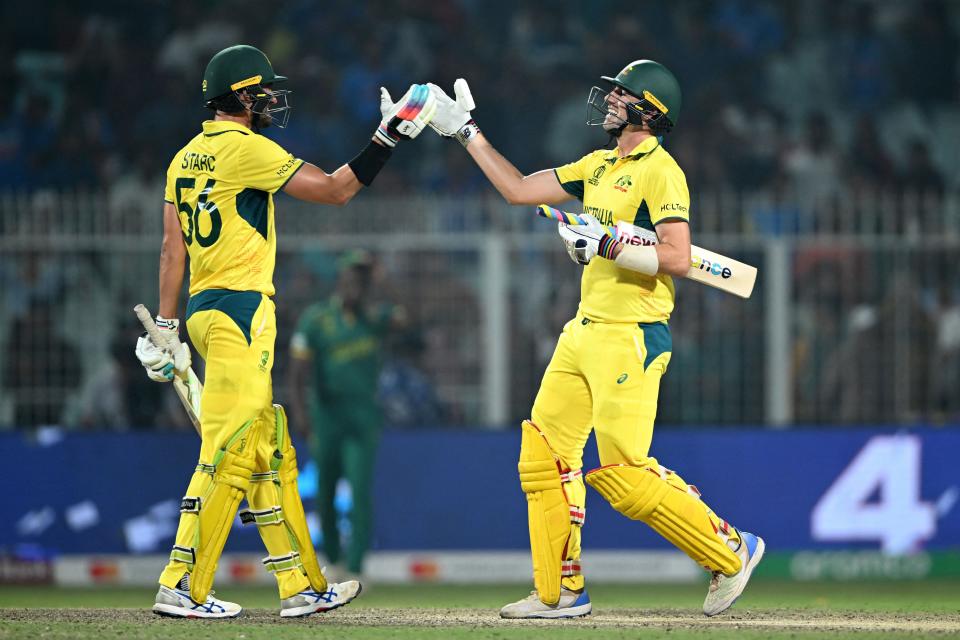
left=251, top=470, right=279, bottom=483
left=262, top=553, right=302, bottom=573
left=239, top=506, right=284, bottom=526
left=170, top=545, right=196, bottom=566
left=561, top=560, right=582, bottom=577
left=196, top=463, right=216, bottom=475
left=559, top=469, right=583, bottom=484
left=180, top=496, right=201, bottom=514
left=569, top=505, right=585, bottom=526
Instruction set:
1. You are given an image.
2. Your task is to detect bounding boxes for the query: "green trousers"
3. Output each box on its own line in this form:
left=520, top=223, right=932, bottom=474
left=310, top=398, right=381, bottom=574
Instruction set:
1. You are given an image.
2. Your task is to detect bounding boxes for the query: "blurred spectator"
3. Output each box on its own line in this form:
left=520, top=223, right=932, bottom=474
left=782, top=111, right=843, bottom=204
left=3, top=302, right=80, bottom=427
left=848, top=115, right=895, bottom=190
left=379, top=330, right=444, bottom=427
left=75, top=331, right=166, bottom=430
left=931, top=284, right=960, bottom=420
left=901, top=139, right=945, bottom=196
left=897, top=0, right=959, bottom=104
left=834, top=3, right=893, bottom=113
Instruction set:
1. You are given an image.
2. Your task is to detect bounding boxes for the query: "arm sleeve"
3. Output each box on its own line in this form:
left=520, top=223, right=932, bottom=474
left=553, top=152, right=598, bottom=202
left=647, top=163, right=691, bottom=226
left=239, top=135, right=305, bottom=193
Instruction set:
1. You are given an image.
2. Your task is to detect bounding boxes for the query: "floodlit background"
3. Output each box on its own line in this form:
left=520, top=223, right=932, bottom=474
left=2, top=0, right=958, bottom=588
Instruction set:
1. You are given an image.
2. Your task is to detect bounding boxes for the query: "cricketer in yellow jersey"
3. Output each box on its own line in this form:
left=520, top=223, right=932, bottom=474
left=133, top=44, right=437, bottom=619
left=427, top=61, right=764, bottom=619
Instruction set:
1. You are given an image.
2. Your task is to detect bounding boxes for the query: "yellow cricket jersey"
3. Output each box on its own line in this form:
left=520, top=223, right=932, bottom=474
left=164, top=120, right=304, bottom=297
left=554, top=136, right=690, bottom=323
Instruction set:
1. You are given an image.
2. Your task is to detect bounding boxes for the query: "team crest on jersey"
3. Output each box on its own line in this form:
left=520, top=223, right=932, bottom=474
left=588, top=165, right=606, bottom=186
left=613, top=175, right=633, bottom=193
left=259, top=350, right=270, bottom=372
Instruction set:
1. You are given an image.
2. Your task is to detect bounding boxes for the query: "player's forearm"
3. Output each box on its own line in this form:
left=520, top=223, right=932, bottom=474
left=466, top=133, right=528, bottom=204
left=654, top=241, right=691, bottom=277
left=329, top=164, right=365, bottom=205
left=158, top=240, right=186, bottom=318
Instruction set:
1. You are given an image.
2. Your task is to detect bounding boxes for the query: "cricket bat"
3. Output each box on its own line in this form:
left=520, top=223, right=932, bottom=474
left=134, top=304, right=203, bottom=434
left=537, top=204, right=758, bottom=298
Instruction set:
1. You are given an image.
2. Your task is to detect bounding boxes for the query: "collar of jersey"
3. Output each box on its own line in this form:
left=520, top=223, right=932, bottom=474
left=604, top=136, right=660, bottom=163
left=202, top=120, right=252, bottom=135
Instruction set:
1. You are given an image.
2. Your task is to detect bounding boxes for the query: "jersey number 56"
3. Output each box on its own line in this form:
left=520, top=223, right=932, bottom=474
left=175, top=177, right=222, bottom=247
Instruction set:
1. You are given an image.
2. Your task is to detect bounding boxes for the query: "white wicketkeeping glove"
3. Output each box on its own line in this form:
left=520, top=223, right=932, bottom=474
left=134, top=316, right=191, bottom=383
left=374, top=83, right=437, bottom=148
left=426, top=79, right=476, bottom=138
left=557, top=213, right=615, bottom=265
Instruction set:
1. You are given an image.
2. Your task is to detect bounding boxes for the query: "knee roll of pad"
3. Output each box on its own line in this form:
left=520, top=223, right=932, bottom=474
left=585, top=464, right=741, bottom=575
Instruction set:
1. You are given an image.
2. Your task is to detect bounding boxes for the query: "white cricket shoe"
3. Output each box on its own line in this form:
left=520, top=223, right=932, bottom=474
left=280, top=581, right=362, bottom=618
left=152, top=582, right=242, bottom=619
left=500, top=588, right=592, bottom=619
left=703, top=530, right=766, bottom=616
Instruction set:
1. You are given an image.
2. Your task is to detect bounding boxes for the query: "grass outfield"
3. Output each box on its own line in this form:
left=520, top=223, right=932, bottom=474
left=1, top=580, right=959, bottom=639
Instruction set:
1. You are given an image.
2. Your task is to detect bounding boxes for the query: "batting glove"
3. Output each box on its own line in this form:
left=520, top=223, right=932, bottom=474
left=558, top=214, right=621, bottom=265
left=374, top=84, right=437, bottom=148
left=134, top=316, right=191, bottom=382
left=426, top=79, right=479, bottom=145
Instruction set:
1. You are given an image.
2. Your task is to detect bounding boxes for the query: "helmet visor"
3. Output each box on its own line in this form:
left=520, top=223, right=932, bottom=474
left=586, top=85, right=672, bottom=134
left=586, top=85, right=635, bottom=130
left=249, top=88, right=292, bottom=128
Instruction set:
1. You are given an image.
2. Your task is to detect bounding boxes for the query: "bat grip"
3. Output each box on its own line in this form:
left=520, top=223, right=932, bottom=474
left=134, top=303, right=187, bottom=378
left=134, top=304, right=171, bottom=348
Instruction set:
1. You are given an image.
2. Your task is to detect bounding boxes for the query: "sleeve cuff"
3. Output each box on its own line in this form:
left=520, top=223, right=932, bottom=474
left=554, top=169, right=585, bottom=201
left=653, top=216, right=689, bottom=225
left=276, top=159, right=305, bottom=192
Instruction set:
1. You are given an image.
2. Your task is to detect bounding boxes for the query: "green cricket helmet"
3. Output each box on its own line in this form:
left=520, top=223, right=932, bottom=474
left=202, top=45, right=292, bottom=128
left=587, top=60, right=681, bottom=135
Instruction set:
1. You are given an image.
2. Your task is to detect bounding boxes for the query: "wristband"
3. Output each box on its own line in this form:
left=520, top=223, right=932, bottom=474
left=348, top=141, right=394, bottom=186
left=155, top=316, right=179, bottom=332
left=597, top=234, right=622, bottom=260
left=455, top=120, right=480, bottom=148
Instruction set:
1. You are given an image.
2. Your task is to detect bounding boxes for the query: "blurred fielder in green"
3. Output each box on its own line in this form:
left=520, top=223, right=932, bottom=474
left=289, top=250, right=404, bottom=578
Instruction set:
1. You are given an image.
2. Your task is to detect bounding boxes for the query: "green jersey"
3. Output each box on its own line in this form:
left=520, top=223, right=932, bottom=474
left=290, top=298, right=394, bottom=400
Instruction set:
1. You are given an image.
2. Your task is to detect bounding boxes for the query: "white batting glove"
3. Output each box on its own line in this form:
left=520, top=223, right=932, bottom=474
left=134, top=316, right=191, bottom=382
left=558, top=214, right=620, bottom=265
left=426, top=79, right=478, bottom=145
left=374, top=84, right=437, bottom=148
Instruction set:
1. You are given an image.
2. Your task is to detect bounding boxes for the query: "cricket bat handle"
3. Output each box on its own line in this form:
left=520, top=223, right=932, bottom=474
left=134, top=304, right=174, bottom=351
left=134, top=304, right=203, bottom=435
